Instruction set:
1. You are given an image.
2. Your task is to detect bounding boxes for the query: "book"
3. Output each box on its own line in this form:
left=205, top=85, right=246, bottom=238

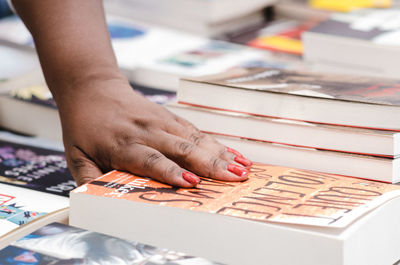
left=309, top=0, right=391, bottom=12
left=273, top=0, right=331, bottom=22
left=103, top=0, right=274, bottom=36
left=0, top=15, right=269, bottom=91
left=178, top=67, right=400, bottom=130
left=0, top=130, right=63, bottom=152
left=166, top=103, right=400, bottom=158
left=211, top=133, right=399, bottom=183
left=0, top=222, right=222, bottom=264
left=247, top=19, right=315, bottom=55
left=132, top=40, right=266, bottom=91
left=0, top=185, right=69, bottom=250
left=302, top=9, right=400, bottom=79
left=0, top=138, right=75, bottom=197
left=70, top=165, right=400, bottom=265
left=0, top=133, right=71, bottom=250
left=0, top=85, right=62, bottom=141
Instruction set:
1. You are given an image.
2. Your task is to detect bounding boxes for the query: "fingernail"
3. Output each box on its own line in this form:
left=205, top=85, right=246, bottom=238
left=182, top=171, right=201, bottom=185
left=227, top=147, right=243, bottom=157
left=227, top=164, right=249, bottom=177
left=234, top=156, right=253, bottom=167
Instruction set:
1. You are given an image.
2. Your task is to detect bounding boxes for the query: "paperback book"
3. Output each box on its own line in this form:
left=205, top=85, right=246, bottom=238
left=0, top=222, right=221, bottom=264
left=247, top=19, right=314, bottom=55
left=70, top=165, right=400, bottom=265
left=211, top=133, right=399, bottom=183
left=303, top=8, right=400, bottom=79
left=103, top=0, right=274, bottom=36
left=0, top=138, right=75, bottom=197
left=178, top=67, right=400, bottom=130
left=167, top=103, right=400, bottom=158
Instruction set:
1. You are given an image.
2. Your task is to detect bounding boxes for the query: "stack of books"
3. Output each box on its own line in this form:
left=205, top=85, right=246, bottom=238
left=3, top=1, right=400, bottom=264
left=167, top=67, right=400, bottom=183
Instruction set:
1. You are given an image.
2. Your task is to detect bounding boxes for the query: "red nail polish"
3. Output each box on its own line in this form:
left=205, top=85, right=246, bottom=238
left=227, top=147, right=243, bottom=157
left=234, top=156, right=253, bottom=167
left=182, top=171, right=200, bottom=185
left=227, top=164, right=249, bottom=177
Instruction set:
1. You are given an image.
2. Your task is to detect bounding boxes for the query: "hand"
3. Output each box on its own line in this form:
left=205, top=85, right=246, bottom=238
left=58, top=78, right=252, bottom=187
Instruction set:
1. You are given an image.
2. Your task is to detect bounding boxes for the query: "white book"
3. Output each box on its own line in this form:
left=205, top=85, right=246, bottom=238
left=212, top=134, right=399, bottom=183
left=70, top=167, right=400, bottom=265
left=178, top=67, right=400, bottom=130
left=303, top=9, right=400, bottom=79
left=104, top=0, right=275, bottom=35
left=167, top=103, right=400, bottom=158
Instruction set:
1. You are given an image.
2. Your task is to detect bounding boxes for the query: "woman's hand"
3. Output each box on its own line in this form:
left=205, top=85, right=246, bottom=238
left=59, top=78, right=252, bottom=187
left=13, top=0, right=252, bottom=187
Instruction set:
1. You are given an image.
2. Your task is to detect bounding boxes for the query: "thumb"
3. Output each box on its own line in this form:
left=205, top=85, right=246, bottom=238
left=66, top=146, right=103, bottom=186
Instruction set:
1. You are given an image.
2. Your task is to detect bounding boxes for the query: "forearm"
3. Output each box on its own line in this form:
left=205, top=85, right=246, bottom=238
left=12, top=0, right=125, bottom=106
left=11, top=0, right=252, bottom=187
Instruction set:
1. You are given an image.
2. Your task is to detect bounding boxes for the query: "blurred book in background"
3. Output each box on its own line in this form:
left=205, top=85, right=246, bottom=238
left=309, top=0, right=391, bottom=12
left=103, top=0, right=276, bottom=36
left=1, top=222, right=222, bottom=265
left=303, top=8, right=400, bottom=79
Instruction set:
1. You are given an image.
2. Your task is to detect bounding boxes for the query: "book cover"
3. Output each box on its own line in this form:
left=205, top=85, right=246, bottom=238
left=9, top=85, right=57, bottom=109
left=0, top=222, right=221, bottom=264
left=0, top=246, right=62, bottom=265
left=248, top=20, right=315, bottom=55
left=0, top=184, right=68, bottom=237
left=307, top=8, right=400, bottom=45
left=186, top=67, right=400, bottom=106
left=0, top=139, right=75, bottom=197
left=150, top=40, right=263, bottom=76
left=73, top=163, right=400, bottom=228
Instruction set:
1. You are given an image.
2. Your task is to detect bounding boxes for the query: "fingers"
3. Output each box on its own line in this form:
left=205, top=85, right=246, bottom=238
left=147, top=131, right=252, bottom=182
left=115, top=145, right=201, bottom=188
left=66, top=146, right=103, bottom=186
left=163, top=113, right=253, bottom=168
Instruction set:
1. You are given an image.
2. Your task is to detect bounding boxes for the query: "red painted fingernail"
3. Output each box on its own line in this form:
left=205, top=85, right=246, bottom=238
left=182, top=171, right=200, bottom=185
left=227, top=164, right=249, bottom=177
left=234, top=156, right=253, bottom=167
left=227, top=147, right=243, bottom=157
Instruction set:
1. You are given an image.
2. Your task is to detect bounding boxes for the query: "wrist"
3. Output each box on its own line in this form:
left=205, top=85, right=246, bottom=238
left=49, top=67, right=129, bottom=106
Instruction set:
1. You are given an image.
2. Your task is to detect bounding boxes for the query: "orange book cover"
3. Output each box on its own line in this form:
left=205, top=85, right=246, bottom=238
left=73, top=163, right=400, bottom=228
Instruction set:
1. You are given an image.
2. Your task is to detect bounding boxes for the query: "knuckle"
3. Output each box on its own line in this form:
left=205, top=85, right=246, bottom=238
left=188, top=132, right=204, bottom=146
left=162, top=164, right=179, bottom=182
left=203, top=148, right=226, bottom=177
left=203, top=156, right=222, bottom=178
left=176, top=141, right=196, bottom=157
left=142, top=153, right=163, bottom=170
